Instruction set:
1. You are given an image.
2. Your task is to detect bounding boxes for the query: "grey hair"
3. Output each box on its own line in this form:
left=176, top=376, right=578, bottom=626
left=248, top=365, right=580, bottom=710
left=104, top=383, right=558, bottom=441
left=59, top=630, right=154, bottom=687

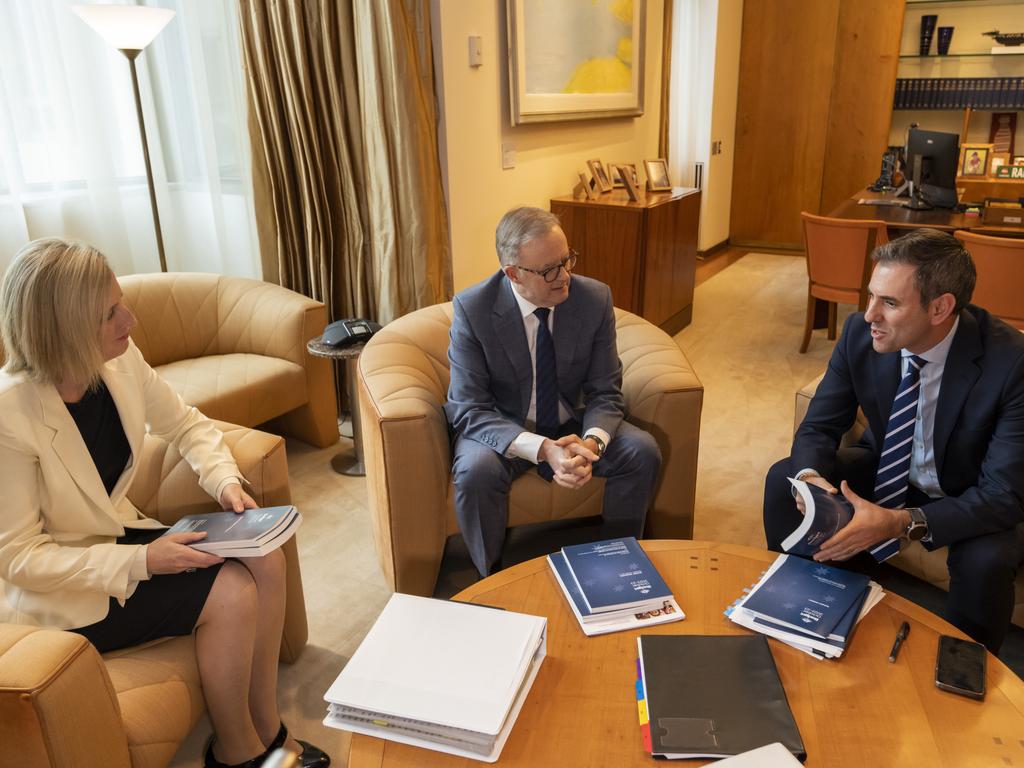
left=871, top=228, right=976, bottom=313
left=495, top=207, right=561, bottom=266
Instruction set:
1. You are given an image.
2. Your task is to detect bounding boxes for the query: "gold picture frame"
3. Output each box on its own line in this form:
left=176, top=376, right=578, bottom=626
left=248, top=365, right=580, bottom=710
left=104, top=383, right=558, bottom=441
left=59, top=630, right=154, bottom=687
left=587, top=159, right=613, bottom=193
left=644, top=158, right=672, bottom=191
left=959, top=144, right=993, bottom=177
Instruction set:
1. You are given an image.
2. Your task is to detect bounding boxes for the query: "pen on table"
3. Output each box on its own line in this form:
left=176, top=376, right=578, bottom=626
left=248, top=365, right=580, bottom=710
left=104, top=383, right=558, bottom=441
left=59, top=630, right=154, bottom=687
left=888, top=621, right=910, bottom=663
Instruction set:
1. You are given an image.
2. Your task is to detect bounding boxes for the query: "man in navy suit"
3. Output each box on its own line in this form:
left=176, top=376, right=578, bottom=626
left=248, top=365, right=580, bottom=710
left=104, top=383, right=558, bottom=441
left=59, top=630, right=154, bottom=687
left=445, top=207, right=661, bottom=577
left=764, top=228, right=1024, bottom=652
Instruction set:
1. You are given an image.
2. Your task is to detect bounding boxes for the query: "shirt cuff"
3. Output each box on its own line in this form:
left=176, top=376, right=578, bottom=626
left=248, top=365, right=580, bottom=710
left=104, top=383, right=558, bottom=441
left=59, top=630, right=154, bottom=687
left=507, top=431, right=547, bottom=464
left=130, top=544, right=152, bottom=582
left=583, top=428, right=611, bottom=456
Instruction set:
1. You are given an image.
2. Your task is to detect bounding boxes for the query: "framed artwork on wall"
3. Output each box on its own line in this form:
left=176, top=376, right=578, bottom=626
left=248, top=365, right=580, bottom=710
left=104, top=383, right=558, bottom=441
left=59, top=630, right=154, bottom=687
left=507, top=0, right=646, bottom=125
left=958, top=144, right=992, bottom=177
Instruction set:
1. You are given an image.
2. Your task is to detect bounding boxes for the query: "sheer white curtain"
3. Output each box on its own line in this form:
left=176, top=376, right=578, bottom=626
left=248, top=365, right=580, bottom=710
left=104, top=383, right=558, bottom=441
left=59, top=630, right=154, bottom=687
left=666, top=0, right=715, bottom=191
left=0, top=0, right=259, bottom=277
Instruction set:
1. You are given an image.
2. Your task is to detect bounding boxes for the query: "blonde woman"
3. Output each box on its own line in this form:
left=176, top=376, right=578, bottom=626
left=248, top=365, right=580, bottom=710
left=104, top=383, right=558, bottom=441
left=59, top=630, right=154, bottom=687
left=0, top=239, right=328, bottom=768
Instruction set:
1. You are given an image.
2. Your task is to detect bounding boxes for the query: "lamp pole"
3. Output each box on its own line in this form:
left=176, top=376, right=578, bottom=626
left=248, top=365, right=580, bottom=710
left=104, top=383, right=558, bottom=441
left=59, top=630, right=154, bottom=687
left=122, top=48, right=167, bottom=273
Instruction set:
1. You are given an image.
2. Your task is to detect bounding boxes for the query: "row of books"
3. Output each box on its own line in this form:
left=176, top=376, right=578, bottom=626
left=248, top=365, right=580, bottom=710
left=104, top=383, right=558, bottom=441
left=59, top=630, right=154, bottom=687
left=726, top=553, right=884, bottom=659
left=894, top=77, right=1024, bottom=110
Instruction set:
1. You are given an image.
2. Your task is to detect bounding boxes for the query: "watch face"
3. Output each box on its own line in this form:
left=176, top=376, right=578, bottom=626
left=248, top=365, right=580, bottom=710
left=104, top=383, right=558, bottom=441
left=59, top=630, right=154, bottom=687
left=907, top=524, right=927, bottom=541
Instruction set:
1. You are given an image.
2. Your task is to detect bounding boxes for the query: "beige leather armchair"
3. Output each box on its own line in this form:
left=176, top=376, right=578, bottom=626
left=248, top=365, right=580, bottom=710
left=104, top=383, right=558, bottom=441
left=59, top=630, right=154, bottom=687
left=795, top=376, right=1024, bottom=628
left=120, top=273, right=338, bottom=448
left=358, top=303, right=704, bottom=596
left=0, top=423, right=307, bottom=768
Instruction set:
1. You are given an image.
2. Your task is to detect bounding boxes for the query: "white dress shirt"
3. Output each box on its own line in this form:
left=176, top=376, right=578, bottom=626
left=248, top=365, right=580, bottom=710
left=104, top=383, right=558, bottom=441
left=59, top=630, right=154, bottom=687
left=505, top=286, right=611, bottom=463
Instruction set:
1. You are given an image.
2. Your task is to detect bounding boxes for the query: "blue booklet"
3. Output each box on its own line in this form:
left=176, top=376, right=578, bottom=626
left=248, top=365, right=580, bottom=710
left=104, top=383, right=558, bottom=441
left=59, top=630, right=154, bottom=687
left=739, top=554, right=870, bottom=640
left=785, top=478, right=901, bottom=563
left=561, top=537, right=672, bottom=614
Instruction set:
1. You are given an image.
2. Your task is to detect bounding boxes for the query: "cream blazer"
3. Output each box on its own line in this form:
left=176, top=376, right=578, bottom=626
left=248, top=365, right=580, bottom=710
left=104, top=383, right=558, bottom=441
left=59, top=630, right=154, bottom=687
left=0, top=340, right=241, bottom=630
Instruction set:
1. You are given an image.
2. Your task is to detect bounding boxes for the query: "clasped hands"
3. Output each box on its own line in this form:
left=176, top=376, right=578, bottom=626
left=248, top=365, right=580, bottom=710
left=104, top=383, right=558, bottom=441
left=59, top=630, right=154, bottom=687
left=146, top=482, right=258, bottom=575
left=798, top=476, right=909, bottom=563
left=540, top=434, right=601, bottom=490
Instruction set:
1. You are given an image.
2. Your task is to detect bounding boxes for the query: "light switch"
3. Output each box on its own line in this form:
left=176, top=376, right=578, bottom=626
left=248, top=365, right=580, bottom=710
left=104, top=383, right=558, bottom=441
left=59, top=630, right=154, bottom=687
left=468, top=35, right=483, bottom=67
left=501, top=143, right=516, bottom=169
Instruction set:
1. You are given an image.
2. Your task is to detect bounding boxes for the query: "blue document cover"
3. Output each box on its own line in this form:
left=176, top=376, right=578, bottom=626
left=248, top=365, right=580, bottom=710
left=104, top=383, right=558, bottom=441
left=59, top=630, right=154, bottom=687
left=782, top=479, right=854, bottom=556
left=740, top=555, right=870, bottom=640
left=561, top=538, right=671, bottom=613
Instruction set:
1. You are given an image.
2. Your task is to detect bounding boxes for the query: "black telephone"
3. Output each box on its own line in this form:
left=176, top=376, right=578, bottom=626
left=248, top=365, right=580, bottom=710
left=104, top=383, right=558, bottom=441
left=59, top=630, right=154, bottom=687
left=322, top=318, right=382, bottom=347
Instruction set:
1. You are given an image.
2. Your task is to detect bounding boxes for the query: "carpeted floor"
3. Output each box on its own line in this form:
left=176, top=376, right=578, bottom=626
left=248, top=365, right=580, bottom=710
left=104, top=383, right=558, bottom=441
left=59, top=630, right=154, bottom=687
left=169, top=251, right=1022, bottom=767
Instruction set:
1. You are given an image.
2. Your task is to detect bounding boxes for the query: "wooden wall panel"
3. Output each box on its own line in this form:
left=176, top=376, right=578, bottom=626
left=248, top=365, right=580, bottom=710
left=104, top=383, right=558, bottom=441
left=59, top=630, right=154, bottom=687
left=730, top=0, right=841, bottom=248
left=820, top=0, right=906, bottom=217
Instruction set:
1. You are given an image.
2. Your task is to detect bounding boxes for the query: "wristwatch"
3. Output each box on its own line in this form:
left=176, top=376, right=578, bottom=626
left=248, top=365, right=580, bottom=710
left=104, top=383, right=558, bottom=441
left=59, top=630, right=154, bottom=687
left=588, top=434, right=606, bottom=459
left=904, top=507, right=929, bottom=541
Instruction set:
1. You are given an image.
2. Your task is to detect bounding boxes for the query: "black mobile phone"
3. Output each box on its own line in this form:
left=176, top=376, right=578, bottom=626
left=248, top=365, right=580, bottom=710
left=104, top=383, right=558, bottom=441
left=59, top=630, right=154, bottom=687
left=935, top=635, right=986, bottom=701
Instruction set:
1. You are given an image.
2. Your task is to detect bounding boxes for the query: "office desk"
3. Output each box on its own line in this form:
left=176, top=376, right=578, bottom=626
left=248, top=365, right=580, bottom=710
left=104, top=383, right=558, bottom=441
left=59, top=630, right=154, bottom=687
left=829, top=189, right=1024, bottom=239
left=347, top=540, right=1024, bottom=768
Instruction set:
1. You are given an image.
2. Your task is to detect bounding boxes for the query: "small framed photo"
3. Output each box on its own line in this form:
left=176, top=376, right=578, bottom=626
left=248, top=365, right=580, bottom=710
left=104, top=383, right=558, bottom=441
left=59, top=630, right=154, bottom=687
left=587, top=159, right=613, bottom=193
left=574, top=171, right=597, bottom=201
left=1011, top=156, right=1024, bottom=167
left=611, top=163, right=639, bottom=189
left=990, top=152, right=1011, bottom=177
left=959, top=144, right=992, bottom=177
left=644, top=158, right=672, bottom=191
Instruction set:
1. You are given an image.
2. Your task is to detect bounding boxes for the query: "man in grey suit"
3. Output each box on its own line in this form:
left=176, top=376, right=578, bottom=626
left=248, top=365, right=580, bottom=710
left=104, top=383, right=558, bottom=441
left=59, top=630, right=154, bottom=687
left=445, top=207, right=661, bottom=576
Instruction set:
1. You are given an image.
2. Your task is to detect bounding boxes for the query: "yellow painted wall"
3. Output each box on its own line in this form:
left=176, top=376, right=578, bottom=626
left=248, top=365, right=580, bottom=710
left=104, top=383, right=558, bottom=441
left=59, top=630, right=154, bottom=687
left=432, top=0, right=665, bottom=292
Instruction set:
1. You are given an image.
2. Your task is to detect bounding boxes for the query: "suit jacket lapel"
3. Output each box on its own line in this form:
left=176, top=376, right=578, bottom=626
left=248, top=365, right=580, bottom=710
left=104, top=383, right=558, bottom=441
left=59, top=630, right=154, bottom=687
left=553, top=286, right=581, bottom=388
left=934, top=313, right=982, bottom=478
left=870, top=348, right=902, bottom=435
left=38, top=382, right=118, bottom=520
left=493, top=279, right=533, bottom=419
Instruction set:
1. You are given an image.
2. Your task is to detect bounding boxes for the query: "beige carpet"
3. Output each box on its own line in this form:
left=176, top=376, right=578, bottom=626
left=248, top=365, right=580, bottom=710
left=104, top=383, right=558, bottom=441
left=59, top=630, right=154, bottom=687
left=170, top=250, right=849, bottom=767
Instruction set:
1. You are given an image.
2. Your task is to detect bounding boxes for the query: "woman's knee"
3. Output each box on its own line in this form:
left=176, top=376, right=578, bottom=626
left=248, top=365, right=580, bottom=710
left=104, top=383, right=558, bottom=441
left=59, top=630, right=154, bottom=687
left=203, top=561, right=258, bottom=624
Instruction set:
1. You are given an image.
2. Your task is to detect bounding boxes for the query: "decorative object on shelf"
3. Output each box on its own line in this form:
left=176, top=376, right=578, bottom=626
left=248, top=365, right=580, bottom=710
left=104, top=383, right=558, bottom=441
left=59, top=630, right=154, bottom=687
left=989, top=112, right=1017, bottom=157
left=919, top=14, right=938, bottom=56
left=72, top=4, right=174, bottom=273
left=991, top=153, right=1011, bottom=177
left=1013, top=156, right=1024, bottom=167
left=983, top=30, right=1024, bottom=47
left=959, top=144, right=993, bottom=178
left=573, top=171, right=597, bottom=201
left=995, top=165, right=1024, bottom=180
left=644, top=158, right=671, bottom=192
left=937, top=26, right=954, bottom=56
left=587, top=159, right=613, bottom=193
left=507, top=0, right=646, bottom=125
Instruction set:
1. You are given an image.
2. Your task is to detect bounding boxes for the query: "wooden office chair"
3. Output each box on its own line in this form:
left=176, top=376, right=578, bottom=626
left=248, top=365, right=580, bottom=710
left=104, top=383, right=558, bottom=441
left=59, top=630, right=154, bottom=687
left=799, top=212, right=888, bottom=353
left=954, top=230, right=1024, bottom=330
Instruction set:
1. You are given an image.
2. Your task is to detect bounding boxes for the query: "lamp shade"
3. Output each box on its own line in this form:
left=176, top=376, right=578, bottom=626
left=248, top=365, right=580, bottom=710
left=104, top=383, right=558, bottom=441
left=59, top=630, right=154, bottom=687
left=72, top=4, right=174, bottom=50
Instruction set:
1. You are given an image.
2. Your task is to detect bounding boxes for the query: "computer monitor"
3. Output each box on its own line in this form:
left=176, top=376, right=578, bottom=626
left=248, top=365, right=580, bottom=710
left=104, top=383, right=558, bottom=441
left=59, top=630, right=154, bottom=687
left=905, top=128, right=959, bottom=209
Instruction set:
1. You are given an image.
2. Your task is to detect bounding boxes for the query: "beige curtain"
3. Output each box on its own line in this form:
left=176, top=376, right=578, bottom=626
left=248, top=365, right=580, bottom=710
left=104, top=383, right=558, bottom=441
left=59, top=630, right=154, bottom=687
left=658, top=0, right=674, bottom=160
left=238, top=0, right=451, bottom=325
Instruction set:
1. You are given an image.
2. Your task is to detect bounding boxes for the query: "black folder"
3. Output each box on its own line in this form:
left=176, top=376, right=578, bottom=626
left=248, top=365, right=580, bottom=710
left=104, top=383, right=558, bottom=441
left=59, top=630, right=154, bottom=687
left=637, top=634, right=806, bottom=761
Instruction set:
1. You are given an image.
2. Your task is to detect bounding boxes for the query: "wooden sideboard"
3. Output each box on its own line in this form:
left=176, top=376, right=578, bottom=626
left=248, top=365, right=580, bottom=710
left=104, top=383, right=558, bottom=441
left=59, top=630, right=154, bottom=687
left=550, top=187, right=701, bottom=335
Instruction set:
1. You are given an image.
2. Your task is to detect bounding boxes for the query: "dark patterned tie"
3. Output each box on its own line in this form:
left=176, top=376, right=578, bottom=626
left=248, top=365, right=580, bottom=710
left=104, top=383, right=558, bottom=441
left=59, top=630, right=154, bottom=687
left=534, top=307, right=559, bottom=435
left=869, top=354, right=927, bottom=562
left=534, top=308, right=558, bottom=481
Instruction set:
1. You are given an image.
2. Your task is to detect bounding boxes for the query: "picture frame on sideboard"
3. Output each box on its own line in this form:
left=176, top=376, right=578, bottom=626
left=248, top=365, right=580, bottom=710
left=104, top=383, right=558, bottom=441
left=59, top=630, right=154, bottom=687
left=587, top=159, right=613, bottom=193
left=644, top=158, right=672, bottom=191
left=959, top=144, right=992, bottom=177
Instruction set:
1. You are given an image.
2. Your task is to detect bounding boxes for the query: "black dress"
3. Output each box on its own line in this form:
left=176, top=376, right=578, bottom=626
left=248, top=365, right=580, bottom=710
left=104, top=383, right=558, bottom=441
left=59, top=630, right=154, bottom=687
left=65, top=381, right=224, bottom=653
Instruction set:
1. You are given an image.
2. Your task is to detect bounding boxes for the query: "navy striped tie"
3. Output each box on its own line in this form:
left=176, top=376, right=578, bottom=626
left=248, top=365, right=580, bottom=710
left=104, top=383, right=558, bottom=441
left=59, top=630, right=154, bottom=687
left=869, top=354, right=927, bottom=562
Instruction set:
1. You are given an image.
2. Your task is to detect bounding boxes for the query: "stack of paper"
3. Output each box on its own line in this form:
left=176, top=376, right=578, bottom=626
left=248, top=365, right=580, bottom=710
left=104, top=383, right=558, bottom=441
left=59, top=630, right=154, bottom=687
left=323, top=593, right=546, bottom=763
left=726, top=554, right=884, bottom=659
left=547, top=537, right=683, bottom=636
left=163, top=505, right=302, bottom=557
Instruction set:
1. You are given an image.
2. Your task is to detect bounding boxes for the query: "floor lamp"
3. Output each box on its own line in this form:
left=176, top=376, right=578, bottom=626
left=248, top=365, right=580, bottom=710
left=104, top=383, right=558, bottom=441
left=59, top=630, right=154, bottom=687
left=73, top=4, right=175, bottom=273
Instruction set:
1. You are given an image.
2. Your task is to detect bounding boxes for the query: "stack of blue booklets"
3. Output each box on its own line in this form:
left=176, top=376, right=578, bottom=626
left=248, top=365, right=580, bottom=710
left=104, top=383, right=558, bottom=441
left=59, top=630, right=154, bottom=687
left=726, top=554, right=884, bottom=659
left=547, top=537, right=683, bottom=636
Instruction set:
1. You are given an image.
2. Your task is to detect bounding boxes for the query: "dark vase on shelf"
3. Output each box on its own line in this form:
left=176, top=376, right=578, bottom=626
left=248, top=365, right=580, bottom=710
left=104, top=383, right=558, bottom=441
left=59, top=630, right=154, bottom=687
left=920, top=14, right=938, bottom=55
left=937, top=26, right=954, bottom=55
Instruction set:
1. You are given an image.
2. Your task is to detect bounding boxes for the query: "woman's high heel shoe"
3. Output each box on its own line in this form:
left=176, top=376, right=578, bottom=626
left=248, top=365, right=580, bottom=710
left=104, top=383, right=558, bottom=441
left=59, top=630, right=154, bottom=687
left=203, top=737, right=265, bottom=768
left=267, top=723, right=331, bottom=767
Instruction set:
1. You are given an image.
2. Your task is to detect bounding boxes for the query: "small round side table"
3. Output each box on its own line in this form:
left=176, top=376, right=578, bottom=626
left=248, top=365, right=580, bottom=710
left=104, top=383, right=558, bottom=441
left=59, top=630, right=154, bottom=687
left=306, top=335, right=367, bottom=476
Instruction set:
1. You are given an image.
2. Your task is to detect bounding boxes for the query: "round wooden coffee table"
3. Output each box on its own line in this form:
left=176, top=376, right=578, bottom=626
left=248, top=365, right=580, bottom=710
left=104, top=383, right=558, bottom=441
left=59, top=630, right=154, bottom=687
left=348, top=540, right=1024, bottom=767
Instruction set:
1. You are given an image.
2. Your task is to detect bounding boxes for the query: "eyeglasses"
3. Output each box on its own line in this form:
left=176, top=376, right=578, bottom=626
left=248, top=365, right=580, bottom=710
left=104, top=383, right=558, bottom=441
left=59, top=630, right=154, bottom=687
left=514, top=249, right=579, bottom=283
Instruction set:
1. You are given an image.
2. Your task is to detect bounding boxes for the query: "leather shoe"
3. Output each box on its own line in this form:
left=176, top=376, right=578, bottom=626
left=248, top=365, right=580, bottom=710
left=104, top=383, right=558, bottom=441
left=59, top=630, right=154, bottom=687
left=267, top=723, right=331, bottom=767
left=203, top=737, right=264, bottom=768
